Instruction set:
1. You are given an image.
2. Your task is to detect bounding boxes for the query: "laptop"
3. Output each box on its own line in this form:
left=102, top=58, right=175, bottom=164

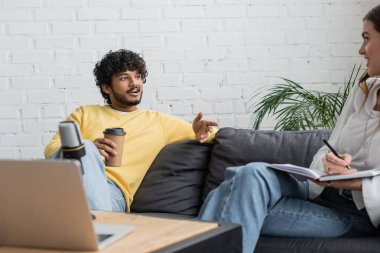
left=0, top=159, right=134, bottom=251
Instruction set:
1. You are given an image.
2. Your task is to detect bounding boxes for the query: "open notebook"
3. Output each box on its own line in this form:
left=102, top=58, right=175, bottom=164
left=269, top=163, right=380, bottom=181
left=0, top=159, right=133, bottom=251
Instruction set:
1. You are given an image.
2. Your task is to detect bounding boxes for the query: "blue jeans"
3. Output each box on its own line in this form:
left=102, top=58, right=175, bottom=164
left=198, top=162, right=377, bottom=253
left=50, top=140, right=126, bottom=212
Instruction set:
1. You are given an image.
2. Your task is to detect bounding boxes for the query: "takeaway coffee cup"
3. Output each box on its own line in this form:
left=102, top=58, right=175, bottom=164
left=103, top=128, right=126, bottom=167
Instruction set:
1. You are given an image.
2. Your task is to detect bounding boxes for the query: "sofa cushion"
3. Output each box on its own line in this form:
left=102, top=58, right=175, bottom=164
left=131, top=140, right=213, bottom=216
left=203, top=127, right=332, bottom=199
left=255, top=236, right=380, bottom=253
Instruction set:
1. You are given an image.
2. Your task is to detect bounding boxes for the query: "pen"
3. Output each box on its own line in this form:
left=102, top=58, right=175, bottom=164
left=323, top=139, right=351, bottom=169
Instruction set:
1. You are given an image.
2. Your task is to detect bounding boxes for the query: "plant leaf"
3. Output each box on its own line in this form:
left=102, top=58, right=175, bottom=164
left=249, top=65, right=361, bottom=130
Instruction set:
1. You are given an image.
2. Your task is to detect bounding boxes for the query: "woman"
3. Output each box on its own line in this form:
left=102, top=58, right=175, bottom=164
left=198, top=5, right=380, bottom=253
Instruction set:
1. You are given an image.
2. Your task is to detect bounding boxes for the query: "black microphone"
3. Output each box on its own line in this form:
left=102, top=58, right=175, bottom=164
left=58, top=121, right=86, bottom=174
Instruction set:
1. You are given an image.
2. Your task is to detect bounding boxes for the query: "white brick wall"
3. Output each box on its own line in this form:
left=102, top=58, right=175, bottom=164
left=0, top=0, right=378, bottom=159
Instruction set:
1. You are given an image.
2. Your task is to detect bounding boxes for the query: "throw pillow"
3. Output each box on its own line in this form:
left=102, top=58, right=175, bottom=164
left=131, top=140, right=213, bottom=217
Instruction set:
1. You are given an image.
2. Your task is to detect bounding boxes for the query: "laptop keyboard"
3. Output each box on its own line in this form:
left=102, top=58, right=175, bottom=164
left=97, top=234, right=113, bottom=242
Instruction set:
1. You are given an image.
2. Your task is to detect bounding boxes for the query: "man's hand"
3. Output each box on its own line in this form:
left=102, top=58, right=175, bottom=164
left=192, top=112, right=219, bottom=143
left=93, top=138, right=118, bottom=161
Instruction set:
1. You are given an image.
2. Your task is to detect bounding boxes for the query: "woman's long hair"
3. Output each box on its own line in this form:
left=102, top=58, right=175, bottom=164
left=359, top=5, right=380, bottom=95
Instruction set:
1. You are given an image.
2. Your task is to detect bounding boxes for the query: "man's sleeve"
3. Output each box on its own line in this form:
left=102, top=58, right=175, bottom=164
left=160, top=113, right=218, bottom=144
left=158, top=113, right=195, bottom=144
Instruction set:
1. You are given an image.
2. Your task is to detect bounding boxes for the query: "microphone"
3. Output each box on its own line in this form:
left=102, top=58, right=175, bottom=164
left=58, top=120, right=86, bottom=174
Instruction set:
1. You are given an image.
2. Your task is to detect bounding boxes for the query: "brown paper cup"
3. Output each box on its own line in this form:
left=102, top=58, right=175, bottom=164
left=103, top=128, right=126, bottom=167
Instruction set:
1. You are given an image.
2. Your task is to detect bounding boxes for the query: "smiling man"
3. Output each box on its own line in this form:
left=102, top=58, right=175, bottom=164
left=44, top=49, right=218, bottom=212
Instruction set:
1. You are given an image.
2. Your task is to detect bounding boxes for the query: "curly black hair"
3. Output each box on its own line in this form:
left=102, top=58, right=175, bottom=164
left=93, top=49, right=148, bottom=105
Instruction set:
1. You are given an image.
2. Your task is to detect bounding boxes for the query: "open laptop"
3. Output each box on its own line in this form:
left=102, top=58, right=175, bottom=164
left=0, top=159, right=134, bottom=251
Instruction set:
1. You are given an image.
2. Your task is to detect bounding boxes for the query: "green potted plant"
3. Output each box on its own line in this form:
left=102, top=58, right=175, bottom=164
left=248, top=65, right=362, bottom=131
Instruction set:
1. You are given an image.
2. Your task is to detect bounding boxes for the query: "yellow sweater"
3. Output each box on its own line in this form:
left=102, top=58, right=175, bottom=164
left=44, top=105, right=196, bottom=211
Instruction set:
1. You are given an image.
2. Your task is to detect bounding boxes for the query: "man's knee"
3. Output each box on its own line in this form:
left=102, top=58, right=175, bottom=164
left=80, top=140, right=105, bottom=174
left=83, top=139, right=97, bottom=151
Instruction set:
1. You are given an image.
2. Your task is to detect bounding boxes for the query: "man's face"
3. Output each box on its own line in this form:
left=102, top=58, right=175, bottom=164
left=359, top=20, right=380, bottom=77
left=103, top=70, right=144, bottom=112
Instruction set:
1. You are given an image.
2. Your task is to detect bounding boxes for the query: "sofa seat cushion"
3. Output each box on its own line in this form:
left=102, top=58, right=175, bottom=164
left=255, top=236, right=380, bottom=253
left=131, top=140, right=213, bottom=216
left=204, top=127, right=331, bottom=199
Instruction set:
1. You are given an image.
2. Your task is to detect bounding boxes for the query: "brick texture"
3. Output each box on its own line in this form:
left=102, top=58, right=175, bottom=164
left=0, top=0, right=377, bottom=158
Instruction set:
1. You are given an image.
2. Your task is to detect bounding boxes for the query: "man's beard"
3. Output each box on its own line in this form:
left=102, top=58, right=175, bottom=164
left=111, top=87, right=143, bottom=106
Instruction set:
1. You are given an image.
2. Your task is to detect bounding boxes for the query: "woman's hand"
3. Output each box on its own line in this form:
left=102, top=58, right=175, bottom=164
left=317, top=152, right=362, bottom=191
left=317, top=178, right=362, bottom=191
left=192, top=112, right=219, bottom=143
left=323, top=152, right=352, bottom=174
left=93, top=138, right=117, bottom=161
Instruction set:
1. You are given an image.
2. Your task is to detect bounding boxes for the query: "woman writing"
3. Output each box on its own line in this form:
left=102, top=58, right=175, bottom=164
left=199, top=5, right=380, bottom=253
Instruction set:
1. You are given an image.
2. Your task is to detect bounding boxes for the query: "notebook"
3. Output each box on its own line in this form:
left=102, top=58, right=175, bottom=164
left=269, top=163, right=380, bottom=181
left=0, top=159, right=134, bottom=251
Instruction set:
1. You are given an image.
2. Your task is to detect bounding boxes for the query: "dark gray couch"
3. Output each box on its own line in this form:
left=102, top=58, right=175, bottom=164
left=131, top=127, right=380, bottom=253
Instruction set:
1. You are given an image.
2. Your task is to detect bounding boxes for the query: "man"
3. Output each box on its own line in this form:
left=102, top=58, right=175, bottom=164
left=45, top=49, right=218, bottom=212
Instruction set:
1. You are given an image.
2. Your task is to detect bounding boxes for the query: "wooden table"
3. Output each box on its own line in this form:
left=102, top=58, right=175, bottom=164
left=0, top=211, right=240, bottom=253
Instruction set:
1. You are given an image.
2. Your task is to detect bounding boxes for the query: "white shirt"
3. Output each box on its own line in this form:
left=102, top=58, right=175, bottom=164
left=309, top=77, right=380, bottom=227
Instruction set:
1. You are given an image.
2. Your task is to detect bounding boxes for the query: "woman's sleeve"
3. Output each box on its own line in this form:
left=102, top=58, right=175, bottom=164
left=362, top=176, right=380, bottom=227
left=308, top=85, right=359, bottom=199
